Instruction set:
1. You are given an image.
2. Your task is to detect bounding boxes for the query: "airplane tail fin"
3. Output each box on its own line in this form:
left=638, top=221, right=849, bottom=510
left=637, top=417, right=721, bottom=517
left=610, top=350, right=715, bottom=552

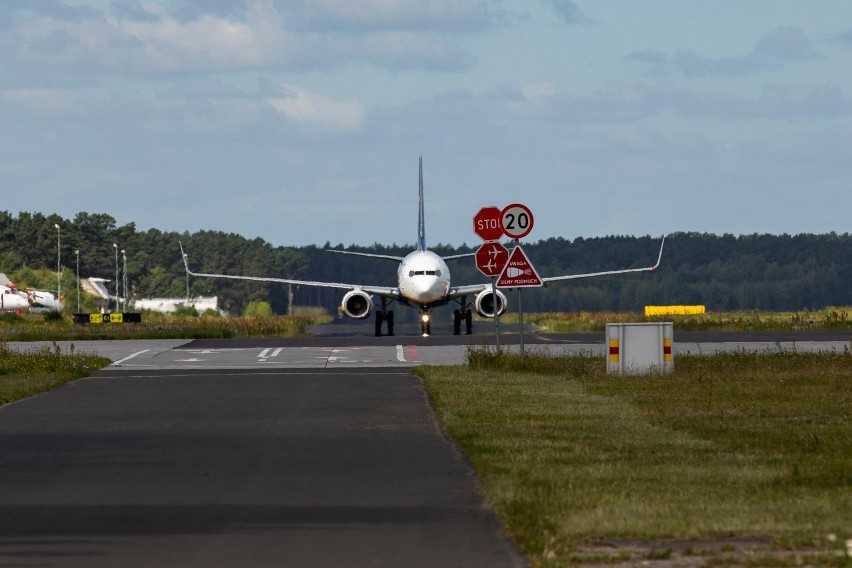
left=418, top=156, right=426, bottom=252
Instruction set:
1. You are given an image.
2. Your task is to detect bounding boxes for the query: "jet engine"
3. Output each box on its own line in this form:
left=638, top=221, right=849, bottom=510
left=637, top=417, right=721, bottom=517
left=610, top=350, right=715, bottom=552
left=474, top=289, right=507, bottom=318
left=340, top=290, right=373, bottom=319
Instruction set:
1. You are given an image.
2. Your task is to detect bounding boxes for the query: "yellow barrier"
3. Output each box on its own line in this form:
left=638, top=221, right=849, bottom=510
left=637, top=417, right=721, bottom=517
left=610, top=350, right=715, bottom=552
left=644, top=305, right=706, bottom=317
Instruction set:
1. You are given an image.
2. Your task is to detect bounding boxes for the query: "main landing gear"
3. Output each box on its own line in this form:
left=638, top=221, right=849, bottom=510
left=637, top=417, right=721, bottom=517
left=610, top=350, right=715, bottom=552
left=453, top=295, right=473, bottom=335
left=375, top=298, right=394, bottom=337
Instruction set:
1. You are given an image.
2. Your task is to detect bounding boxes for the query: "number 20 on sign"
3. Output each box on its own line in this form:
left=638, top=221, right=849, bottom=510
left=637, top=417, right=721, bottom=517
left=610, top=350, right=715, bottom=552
left=501, top=203, right=534, bottom=239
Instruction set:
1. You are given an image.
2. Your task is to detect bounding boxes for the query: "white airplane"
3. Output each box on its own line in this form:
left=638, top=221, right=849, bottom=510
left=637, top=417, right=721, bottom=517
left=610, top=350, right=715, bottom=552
left=0, top=277, right=64, bottom=313
left=181, top=158, right=665, bottom=336
left=1, top=284, right=30, bottom=312
left=25, top=289, right=65, bottom=313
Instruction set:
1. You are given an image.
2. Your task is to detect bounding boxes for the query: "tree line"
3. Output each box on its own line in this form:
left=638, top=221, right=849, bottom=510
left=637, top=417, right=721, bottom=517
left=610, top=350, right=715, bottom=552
left=1, top=211, right=850, bottom=316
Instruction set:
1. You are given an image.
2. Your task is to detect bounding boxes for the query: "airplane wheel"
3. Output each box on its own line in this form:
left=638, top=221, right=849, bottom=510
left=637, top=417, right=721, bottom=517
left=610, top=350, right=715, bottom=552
left=465, top=310, right=473, bottom=335
left=386, top=311, right=394, bottom=336
left=375, top=311, right=384, bottom=337
left=453, top=309, right=461, bottom=335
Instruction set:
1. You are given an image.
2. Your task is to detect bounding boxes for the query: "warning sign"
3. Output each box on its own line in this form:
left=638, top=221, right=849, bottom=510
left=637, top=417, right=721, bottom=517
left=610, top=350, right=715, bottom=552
left=497, top=245, right=542, bottom=288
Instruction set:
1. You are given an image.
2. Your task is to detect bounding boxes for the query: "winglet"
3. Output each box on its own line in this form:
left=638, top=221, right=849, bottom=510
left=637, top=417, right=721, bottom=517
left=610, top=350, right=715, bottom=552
left=179, top=241, right=193, bottom=276
left=651, top=235, right=666, bottom=271
left=417, top=156, right=426, bottom=252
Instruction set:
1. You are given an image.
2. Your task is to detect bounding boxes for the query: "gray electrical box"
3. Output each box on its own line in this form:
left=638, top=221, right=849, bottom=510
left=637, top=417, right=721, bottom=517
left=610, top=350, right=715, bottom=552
left=606, top=322, right=674, bottom=374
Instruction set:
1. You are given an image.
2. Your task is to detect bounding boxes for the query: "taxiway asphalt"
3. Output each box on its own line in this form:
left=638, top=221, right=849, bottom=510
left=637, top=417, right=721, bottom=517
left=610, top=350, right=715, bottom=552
left=0, top=365, right=525, bottom=567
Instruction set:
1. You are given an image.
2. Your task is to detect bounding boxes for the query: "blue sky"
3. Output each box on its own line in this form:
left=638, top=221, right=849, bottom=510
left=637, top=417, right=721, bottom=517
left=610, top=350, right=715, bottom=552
left=2, top=1, right=851, bottom=247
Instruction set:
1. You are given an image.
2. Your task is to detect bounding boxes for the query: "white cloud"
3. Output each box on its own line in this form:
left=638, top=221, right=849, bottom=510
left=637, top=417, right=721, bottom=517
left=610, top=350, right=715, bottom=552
left=266, top=88, right=366, bottom=131
left=111, top=3, right=285, bottom=69
left=288, top=0, right=494, bottom=32
left=520, top=81, right=557, bottom=101
left=1, top=0, right=488, bottom=78
left=626, top=26, right=819, bottom=78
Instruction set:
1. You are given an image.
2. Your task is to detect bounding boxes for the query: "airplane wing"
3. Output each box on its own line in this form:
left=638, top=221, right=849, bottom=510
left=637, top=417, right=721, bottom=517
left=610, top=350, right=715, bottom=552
left=448, top=284, right=491, bottom=297
left=180, top=242, right=399, bottom=298
left=444, top=236, right=665, bottom=295
left=324, top=249, right=405, bottom=261
left=540, top=236, right=665, bottom=284
left=442, top=252, right=476, bottom=261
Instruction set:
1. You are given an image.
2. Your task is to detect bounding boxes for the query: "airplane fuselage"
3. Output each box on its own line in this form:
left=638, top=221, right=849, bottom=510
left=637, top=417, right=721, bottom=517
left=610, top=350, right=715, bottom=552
left=1, top=286, right=30, bottom=311
left=397, top=250, right=451, bottom=307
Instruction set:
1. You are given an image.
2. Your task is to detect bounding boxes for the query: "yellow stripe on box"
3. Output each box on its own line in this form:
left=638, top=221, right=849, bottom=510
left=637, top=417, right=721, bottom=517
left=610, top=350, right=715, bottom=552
left=644, top=305, right=706, bottom=317
left=608, top=339, right=619, bottom=363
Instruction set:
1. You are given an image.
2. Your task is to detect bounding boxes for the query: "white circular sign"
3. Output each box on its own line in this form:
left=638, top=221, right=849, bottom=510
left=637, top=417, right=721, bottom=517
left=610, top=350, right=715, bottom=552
left=501, top=203, right=534, bottom=239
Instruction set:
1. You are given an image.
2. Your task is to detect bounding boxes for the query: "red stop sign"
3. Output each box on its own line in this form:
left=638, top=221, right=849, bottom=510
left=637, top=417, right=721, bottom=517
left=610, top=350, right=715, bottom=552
left=475, top=242, right=509, bottom=276
left=473, top=206, right=503, bottom=241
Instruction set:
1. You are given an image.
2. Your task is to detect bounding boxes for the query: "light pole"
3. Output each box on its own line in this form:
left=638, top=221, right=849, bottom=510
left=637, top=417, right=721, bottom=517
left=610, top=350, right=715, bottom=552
left=113, top=243, right=118, bottom=312
left=54, top=223, right=61, bottom=298
left=121, top=249, right=127, bottom=311
left=75, top=249, right=80, bottom=313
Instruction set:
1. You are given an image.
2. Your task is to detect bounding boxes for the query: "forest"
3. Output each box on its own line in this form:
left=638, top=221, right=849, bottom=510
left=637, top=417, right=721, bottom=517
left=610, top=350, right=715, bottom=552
left=1, top=211, right=850, bottom=318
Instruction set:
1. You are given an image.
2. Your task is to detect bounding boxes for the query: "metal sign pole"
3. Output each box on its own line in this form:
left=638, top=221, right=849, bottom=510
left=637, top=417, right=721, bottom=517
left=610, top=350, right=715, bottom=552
left=516, top=239, right=525, bottom=363
left=492, top=276, right=500, bottom=351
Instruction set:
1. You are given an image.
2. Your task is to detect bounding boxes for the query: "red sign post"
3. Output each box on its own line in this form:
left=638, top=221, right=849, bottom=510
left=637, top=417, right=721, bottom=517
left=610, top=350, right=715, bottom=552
left=473, top=202, right=537, bottom=361
left=475, top=242, right=509, bottom=277
left=473, top=207, right=503, bottom=241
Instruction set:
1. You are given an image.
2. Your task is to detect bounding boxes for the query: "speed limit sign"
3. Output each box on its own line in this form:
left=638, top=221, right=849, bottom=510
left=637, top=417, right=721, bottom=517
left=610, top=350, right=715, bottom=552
left=501, top=203, right=534, bottom=239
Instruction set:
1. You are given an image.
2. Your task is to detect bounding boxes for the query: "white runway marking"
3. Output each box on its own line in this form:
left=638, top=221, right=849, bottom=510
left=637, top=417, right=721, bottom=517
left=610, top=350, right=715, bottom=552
left=258, top=347, right=284, bottom=362
left=111, top=349, right=150, bottom=366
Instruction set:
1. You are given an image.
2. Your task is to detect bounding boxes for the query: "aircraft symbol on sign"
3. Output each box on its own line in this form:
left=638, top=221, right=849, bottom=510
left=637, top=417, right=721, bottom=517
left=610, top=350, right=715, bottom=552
left=475, top=242, right=509, bottom=277
left=486, top=244, right=506, bottom=260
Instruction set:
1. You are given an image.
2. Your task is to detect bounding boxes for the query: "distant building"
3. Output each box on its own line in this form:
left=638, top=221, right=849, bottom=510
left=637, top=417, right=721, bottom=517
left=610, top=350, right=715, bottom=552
left=82, top=277, right=220, bottom=314
left=132, top=296, right=221, bottom=314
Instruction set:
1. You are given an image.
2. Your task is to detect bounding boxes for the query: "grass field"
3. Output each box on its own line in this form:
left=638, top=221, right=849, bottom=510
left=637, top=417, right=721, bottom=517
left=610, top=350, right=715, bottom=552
left=518, top=306, right=852, bottom=333
left=0, top=342, right=111, bottom=406
left=417, top=349, right=852, bottom=566
left=0, top=311, right=331, bottom=341
left=0, top=306, right=849, bottom=342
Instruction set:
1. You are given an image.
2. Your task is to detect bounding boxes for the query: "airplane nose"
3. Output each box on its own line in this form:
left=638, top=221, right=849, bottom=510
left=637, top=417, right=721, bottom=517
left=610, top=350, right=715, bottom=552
left=413, top=277, right=447, bottom=301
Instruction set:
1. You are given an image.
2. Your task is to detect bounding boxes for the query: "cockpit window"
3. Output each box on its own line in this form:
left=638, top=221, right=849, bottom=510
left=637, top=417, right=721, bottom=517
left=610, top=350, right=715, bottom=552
left=408, top=269, right=442, bottom=277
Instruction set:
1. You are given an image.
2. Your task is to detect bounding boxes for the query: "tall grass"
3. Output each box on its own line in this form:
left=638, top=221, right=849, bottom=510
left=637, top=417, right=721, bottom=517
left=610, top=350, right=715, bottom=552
left=0, top=312, right=331, bottom=341
left=418, top=348, right=852, bottom=566
left=0, top=341, right=111, bottom=405
left=521, top=306, right=852, bottom=332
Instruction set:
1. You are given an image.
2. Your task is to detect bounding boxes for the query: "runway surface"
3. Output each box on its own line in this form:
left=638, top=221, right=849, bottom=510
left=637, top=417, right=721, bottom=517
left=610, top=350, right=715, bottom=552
left=0, top=365, right=525, bottom=567
left=1, top=328, right=849, bottom=566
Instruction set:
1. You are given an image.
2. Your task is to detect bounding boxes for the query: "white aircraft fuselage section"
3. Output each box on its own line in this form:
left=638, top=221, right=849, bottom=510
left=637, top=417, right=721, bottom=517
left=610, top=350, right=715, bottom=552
left=397, top=250, right=451, bottom=306
left=1, top=287, right=29, bottom=311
